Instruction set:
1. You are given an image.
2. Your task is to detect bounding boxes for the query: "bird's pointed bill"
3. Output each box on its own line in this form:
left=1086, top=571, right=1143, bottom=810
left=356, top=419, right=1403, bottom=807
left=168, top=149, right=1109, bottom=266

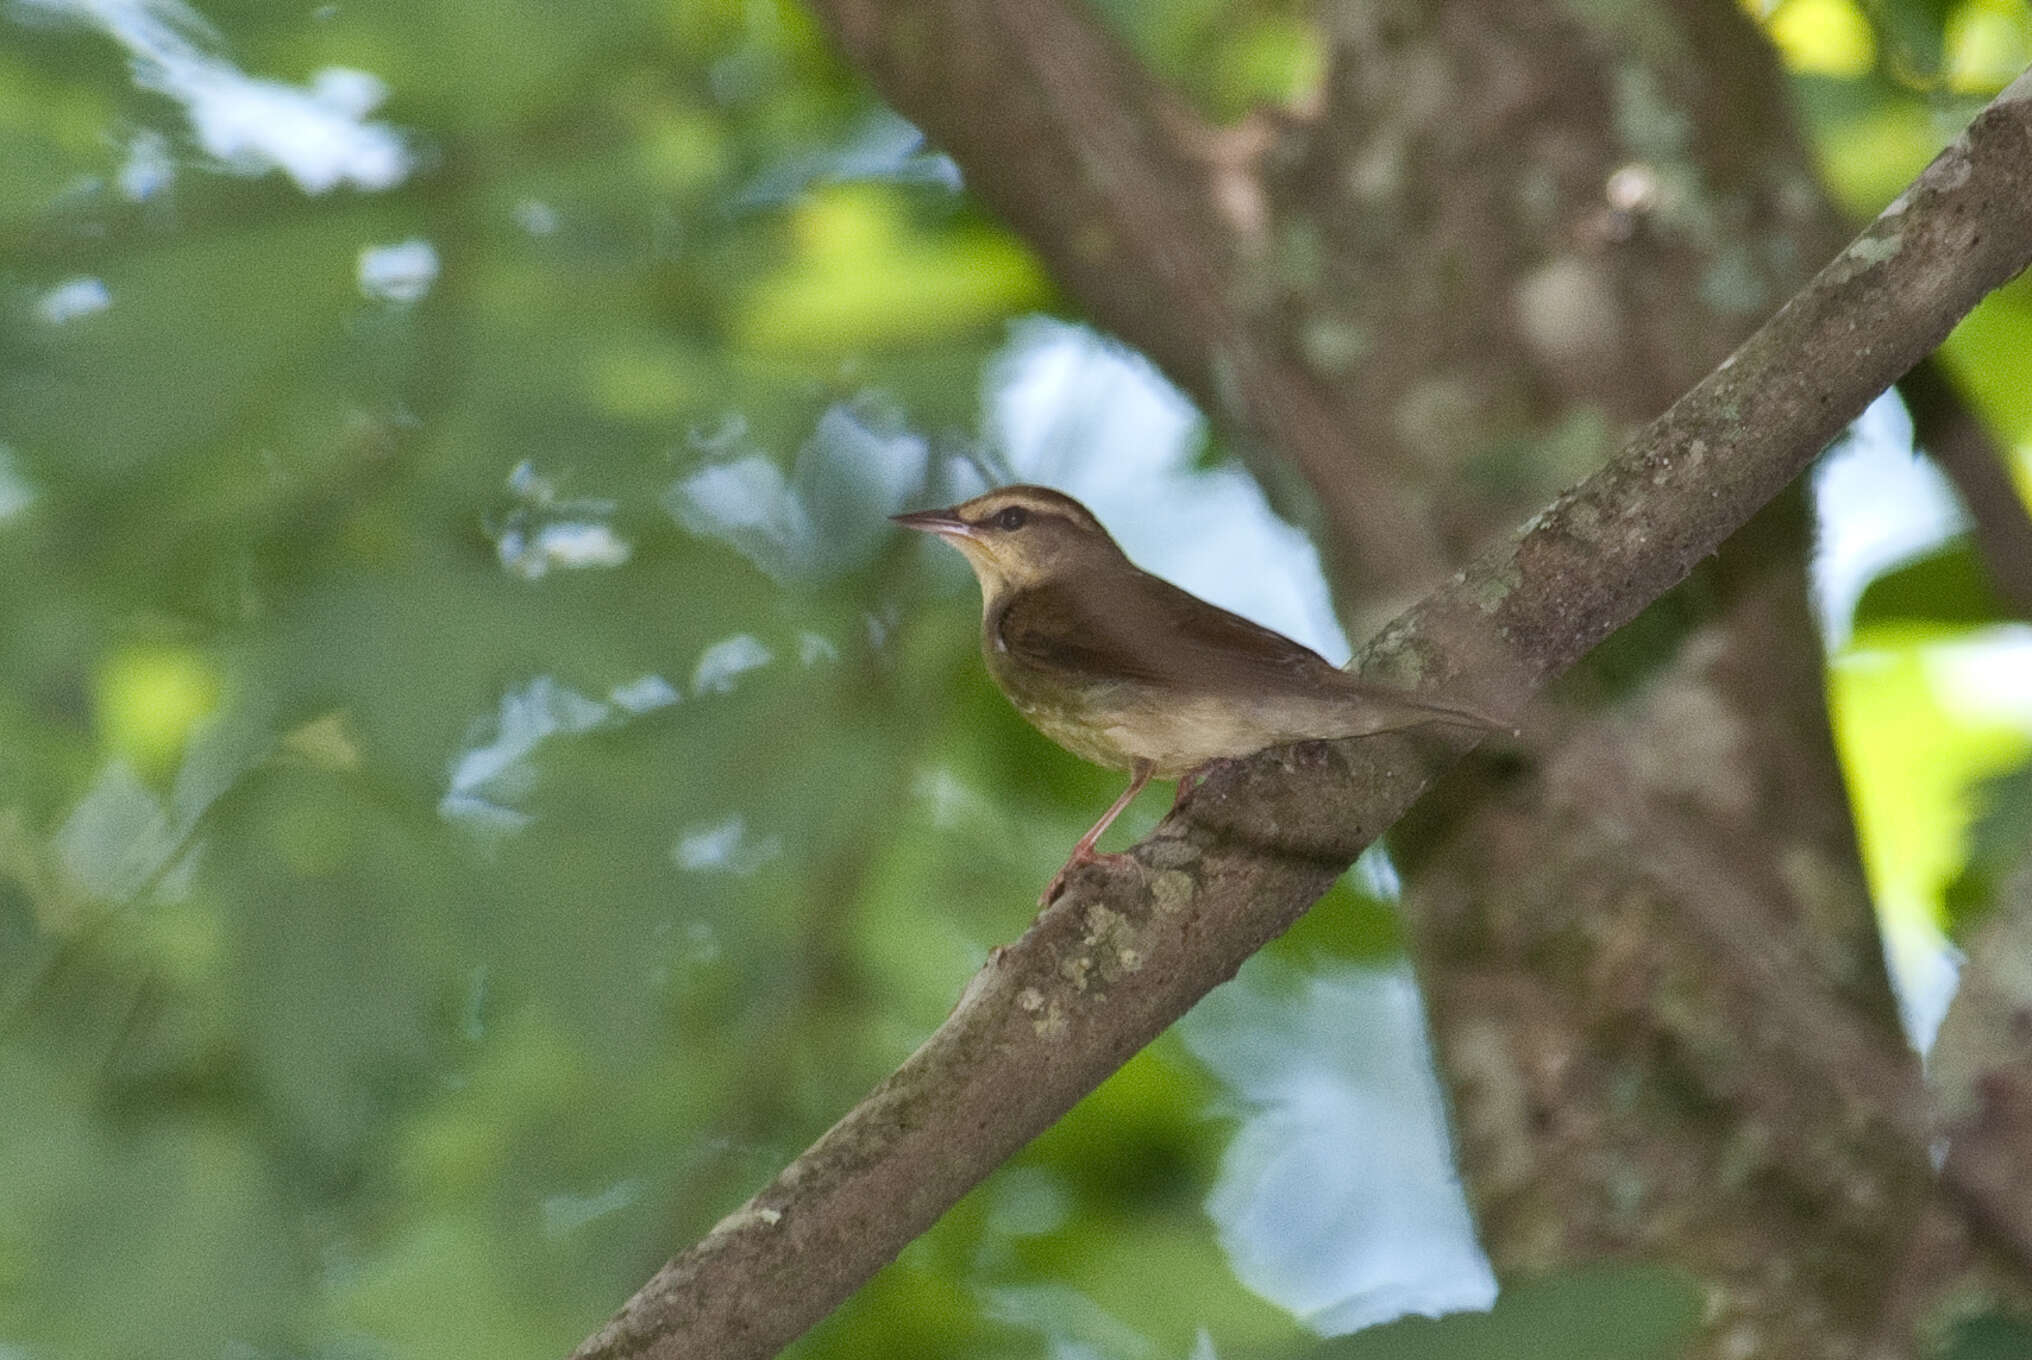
left=890, top=507, right=976, bottom=539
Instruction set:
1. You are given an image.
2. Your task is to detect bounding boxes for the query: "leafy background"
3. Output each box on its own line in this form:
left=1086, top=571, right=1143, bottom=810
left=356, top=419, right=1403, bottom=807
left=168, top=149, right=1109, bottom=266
left=2, top=0, right=2030, bottom=1357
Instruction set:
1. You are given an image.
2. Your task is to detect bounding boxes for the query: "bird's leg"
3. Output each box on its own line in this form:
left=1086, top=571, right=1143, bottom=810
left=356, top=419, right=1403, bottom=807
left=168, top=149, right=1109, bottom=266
left=1041, top=759, right=1155, bottom=906
left=1170, top=759, right=1227, bottom=812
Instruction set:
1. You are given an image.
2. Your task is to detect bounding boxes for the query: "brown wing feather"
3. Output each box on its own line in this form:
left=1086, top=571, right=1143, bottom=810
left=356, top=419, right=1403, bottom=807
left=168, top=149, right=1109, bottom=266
left=997, top=571, right=1340, bottom=695
left=994, top=579, right=1174, bottom=685
left=1143, top=575, right=1341, bottom=684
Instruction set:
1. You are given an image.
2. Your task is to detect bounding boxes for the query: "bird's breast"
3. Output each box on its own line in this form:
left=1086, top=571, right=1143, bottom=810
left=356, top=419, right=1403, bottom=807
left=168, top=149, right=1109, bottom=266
left=983, top=644, right=1138, bottom=771
left=981, top=639, right=1312, bottom=777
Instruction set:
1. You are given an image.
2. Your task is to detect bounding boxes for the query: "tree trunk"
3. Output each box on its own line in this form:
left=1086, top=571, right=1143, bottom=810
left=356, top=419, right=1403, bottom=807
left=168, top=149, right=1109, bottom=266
left=1276, top=2, right=1933, bottom=1352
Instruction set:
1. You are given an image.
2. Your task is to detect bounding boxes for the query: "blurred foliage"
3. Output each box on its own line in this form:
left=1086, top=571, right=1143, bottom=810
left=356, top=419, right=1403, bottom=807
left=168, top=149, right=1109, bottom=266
left=1308, top=1267, right=1700, bottom=1360
left=1089, top=0, right=1325, bottom=121
left=1, top=0, right=2030, bottom=1359
left=1829, top=624, right=2032, bottom=973
left=1942, top=756, right=2032, bottom=935
left=1854, top=542, right=2015, bottom=628
left=1948, top=1312, right=2032, bottom=1360
left=0, top=2, right=1356, bottom=1357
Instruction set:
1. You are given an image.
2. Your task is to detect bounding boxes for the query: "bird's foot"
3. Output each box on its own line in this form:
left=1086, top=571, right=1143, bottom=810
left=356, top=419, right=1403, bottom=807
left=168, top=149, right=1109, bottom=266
left=1041, top=847, right=1136, bottom=907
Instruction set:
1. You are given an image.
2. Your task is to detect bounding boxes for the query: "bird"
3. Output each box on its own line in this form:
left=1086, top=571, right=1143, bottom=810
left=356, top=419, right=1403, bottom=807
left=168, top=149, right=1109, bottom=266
left=893, top=484, right=1508, bottom=904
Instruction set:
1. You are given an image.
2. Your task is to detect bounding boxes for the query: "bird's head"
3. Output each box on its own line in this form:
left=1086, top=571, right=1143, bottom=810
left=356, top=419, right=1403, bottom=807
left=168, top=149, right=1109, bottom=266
left=892, top=485, right=1125, bottom=598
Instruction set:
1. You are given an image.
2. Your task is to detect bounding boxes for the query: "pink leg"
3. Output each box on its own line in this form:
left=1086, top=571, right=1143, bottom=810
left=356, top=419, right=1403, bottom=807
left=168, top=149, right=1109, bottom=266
left=1041, top=760, right=1155, bottom=905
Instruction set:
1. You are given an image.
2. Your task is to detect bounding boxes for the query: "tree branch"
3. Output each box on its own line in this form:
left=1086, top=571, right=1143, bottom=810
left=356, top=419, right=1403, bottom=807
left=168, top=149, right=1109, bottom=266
left=571, top=71, right=2032, bottom=1360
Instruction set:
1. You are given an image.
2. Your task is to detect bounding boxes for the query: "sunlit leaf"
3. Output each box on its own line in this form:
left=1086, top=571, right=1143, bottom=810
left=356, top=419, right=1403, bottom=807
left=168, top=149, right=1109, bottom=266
left=1944, top=0, right=2032, bottom=93
left=1830, top=624, right=2032, bottom=948
left=93, top=643, right=222, bottom=775
left=1769, top=0, right=1880, bottom=75
left=734, top=185, right=1050, bottom=356
left=1942, top=755, right=2032, bottom=936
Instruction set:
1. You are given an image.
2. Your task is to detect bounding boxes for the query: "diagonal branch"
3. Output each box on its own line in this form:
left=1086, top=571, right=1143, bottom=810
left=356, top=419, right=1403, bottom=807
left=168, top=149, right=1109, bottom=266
left=571, top=71, right=2032, bottom=1360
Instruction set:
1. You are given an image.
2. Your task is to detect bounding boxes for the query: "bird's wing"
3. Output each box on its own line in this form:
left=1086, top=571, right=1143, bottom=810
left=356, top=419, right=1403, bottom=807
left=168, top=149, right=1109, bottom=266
left=1143, top=574, right=1340, bottom=686
left=996, top=571, right=1337, bottom=691
left=997, top=572, right=1508, bottom=732
left=994, top=579, right=1175, bottom=685
left=1130, top=575, right=1509, bottom=729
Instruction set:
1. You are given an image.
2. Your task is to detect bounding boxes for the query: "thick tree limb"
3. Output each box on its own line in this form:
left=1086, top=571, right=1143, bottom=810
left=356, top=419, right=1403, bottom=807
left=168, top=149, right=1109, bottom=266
left=572, top=71, right=2032, bottom=1360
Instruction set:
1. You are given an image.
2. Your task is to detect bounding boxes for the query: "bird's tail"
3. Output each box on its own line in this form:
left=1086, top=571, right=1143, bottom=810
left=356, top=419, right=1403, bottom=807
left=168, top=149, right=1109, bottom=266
left=1335, top=686, right=1515, bottom=738
left=1402, top=693, right=1513, bottom=734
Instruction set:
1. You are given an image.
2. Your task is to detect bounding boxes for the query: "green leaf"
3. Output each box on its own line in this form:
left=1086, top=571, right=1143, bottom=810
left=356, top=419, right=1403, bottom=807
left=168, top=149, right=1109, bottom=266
left=1852, top=542, right=2014, bottom=628
left=1310, top=1266, right=1702, bottom=1360
left=1943, top=755, right=2032, bottom=938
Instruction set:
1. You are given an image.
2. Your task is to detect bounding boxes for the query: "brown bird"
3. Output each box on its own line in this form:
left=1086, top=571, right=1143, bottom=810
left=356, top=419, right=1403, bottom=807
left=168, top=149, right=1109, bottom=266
left=894, top=485, right=1507, bottom=904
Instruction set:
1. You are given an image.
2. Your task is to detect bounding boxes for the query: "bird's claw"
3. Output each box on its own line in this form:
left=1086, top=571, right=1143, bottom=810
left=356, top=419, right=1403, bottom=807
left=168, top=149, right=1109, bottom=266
left=1040, top=847, right=1135, bottom=907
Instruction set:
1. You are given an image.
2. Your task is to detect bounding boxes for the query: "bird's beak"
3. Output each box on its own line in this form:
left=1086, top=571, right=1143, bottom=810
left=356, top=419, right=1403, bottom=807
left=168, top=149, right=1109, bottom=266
left=890, top=506, right=977, bottom=540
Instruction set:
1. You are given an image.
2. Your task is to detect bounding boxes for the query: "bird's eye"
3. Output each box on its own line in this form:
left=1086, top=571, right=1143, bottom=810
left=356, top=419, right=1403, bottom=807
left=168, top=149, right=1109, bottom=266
left=995, top=505, right=1028, bottom=531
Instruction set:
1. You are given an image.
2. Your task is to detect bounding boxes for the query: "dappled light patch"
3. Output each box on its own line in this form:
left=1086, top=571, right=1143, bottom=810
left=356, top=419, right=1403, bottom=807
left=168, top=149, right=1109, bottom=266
left=1182, top=961, right=1497, bottom=1335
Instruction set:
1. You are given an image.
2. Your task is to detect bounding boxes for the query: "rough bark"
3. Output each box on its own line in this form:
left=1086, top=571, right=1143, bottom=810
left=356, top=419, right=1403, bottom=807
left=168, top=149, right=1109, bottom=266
left=569, top=59, right=2032, bottom=1359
